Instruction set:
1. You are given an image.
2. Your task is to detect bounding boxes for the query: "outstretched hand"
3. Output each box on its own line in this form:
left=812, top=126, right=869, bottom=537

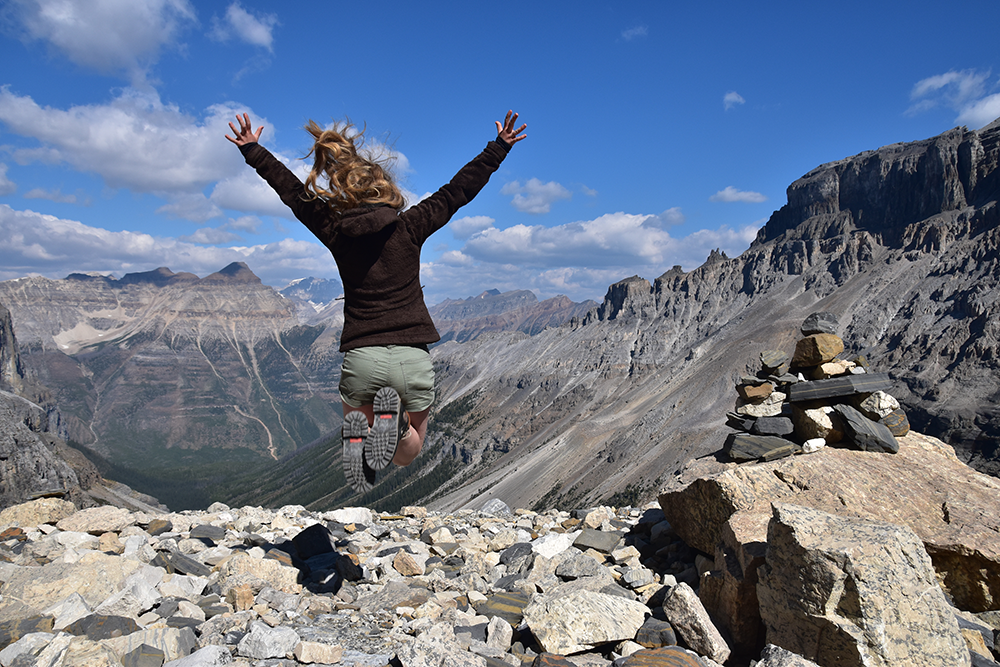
left=496, top=110, right=527, bottom=146
left=226, top=113, right=264, bottom=146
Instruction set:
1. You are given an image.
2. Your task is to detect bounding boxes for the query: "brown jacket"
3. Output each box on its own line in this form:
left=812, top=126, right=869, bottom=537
left=240, top=140, right=509, bottom=351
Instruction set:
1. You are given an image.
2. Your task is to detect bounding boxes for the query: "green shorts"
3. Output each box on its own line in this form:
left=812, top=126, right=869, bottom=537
left=339, top=344, right=435, bottom=412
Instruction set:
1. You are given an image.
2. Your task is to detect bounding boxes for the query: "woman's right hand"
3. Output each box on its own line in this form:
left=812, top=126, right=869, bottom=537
left=496, top=110, right=527, bottom=146
left=226, top=113, right=264, bottom=146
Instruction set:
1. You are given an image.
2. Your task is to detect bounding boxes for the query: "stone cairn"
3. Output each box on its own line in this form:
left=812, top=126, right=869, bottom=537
left=0, top=495, right=760, bottom=667
left=725, top=311, right=910, bottom=463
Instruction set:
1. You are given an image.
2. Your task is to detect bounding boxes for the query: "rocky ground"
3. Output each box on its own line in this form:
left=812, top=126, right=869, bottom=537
left=0, top=496, right=727, bottom=667
left=0, top=433, right=998, bottom=666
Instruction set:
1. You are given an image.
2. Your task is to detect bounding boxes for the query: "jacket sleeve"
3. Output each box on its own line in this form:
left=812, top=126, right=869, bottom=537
left=400, top=140, right=509, bottom=245
left=238, top=143, right=331, bottom=237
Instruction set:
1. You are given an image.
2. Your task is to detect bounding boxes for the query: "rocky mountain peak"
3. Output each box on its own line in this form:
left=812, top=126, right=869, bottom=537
left=118, top=266, right=198, bottom=286
left=756, top=119, right=1000, bottom=247
left=0, top=303, right=24, bottom=395
left=201, top=261, right=261, bottom=284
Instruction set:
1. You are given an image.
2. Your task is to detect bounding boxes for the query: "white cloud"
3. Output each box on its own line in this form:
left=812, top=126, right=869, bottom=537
left=449, top=215, right=495, bottom=240
left=0, top=164, right=15, bottom=196
left=710, top=186, right=767, bottom=203
left=724, top=91, right=746, bottom=111
left=178, top=227, right=243, bottom=245
left=420, top=217, right=761, bottom=304
left=226, top=215, right=262, bottom=233
left=501, top=178, right=572, bottom=214
left=909, top=69, right=1000, bottom=129
left=621, top=26, right=648, bottom=41
left=211, top=2, right=278, bottom=50
left=156, top=194, right=223, bottom=222
left=581, top=185, right=598, bottom=197
left=956, top=93, right=1000, bottom=129
left=660, top=207, right=685, bottom=226
left=0, top=88, right=254, bottom=195
left=9, top=0, right=196, bottom=84
left=23, top=187, right=86, bottom=204
left=0, top=203, right=336, bottom=286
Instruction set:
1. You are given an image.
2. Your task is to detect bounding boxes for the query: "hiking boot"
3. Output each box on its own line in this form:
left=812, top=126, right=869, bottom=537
left=368, top=387, right=410, bottom=470
left=342, top=411, right=375, bottom=492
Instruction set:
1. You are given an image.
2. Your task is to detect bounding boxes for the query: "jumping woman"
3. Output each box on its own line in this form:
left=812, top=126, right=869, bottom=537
left=226, top=110, right=527, bottom=492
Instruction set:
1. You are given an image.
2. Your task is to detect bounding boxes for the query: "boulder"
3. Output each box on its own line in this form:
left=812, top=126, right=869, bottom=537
left=790, top=334, right=844, bottom=367
left=658, top=431, right=1000, bottom=612
left=832, top=404, right=899, bottom=453
left=521, top=589, right=649, bottom=655
left=757, top=503, right=970, bottom=667
left=661, top=583, right=730, bottom=664
left=800, top=312, right=838, bottom=336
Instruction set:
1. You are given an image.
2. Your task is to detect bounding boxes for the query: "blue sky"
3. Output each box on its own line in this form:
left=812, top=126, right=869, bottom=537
left=1, top=1, right=998, bottom=304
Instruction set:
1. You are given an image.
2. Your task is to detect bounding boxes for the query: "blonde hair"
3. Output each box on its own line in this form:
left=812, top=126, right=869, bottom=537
left=302, top=119, right=405, bottom=212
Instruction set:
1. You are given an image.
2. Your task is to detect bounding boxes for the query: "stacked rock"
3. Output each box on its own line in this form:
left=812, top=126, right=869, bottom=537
left=725, top=311, right=910, bottom=463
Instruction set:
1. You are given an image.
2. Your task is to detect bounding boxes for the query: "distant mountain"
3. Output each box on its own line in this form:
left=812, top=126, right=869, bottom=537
left=0, top=262, right=344, bottom=509
left=0, top=300, right=165, bottom=511
left=429, top=290, right=597, bottom=343
left=278, top=277, right=345, bottom=327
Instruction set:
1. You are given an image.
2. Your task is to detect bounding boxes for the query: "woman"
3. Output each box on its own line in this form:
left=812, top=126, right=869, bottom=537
left=226, top=110, right=526, bottom=492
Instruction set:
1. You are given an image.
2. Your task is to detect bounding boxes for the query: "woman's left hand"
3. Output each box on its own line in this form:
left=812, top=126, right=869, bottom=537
left=496, top=110, right=527, bottom=146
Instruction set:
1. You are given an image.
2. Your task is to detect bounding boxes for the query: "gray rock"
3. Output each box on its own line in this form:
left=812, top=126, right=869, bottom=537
left=788, top=373, right=891, bottom=402
left=755, top=644, right=821, bottom=666
left=750, top=416, right=794, bottom=437
left=236, top=620, right=300, bottom=659
left=163, top=645, right=232, bottom=666
left=756, top=503, right=970, bottom=667
left=832, top=403, right=899, bottom=453
left=573, top=529, right=624, bottom=554
left=800, top=312, right=838, bottom=336
left=724, top=433, right=799, bottom=462
left=481, top=499, right=512, bottom=516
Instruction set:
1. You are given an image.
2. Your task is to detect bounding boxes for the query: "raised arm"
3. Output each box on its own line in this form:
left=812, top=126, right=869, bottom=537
left=226, top=113, right=264, bottom=146
left=495, top=110, right=527, bottom=147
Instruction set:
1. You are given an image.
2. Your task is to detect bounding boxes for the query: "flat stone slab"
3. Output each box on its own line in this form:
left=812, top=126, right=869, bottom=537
left=787, top=373, right=891, bottom=402
left=724, top=433, right=799, bottom=462
left=573, top=528, right=624, bottom=554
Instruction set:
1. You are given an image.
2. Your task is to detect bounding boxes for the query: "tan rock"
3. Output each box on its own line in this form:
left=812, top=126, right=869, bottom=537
left=98, top=532, right=124, bottom=554
left=757, top=503, right=970, bottom=667
left=658, top=431, right=1000, bottom=612
left=808, top=359, right=854, bottom=379
left=226, top=583, right=255, bottom=611
left=854, top=390, right=900, bottom=419
left=791, top=404, right=843, bottom=443
left=217, top=551, right=302, bottom=595
left=394, top=549, right=425, bottom=576
left=662, top=582, right=730, bottom=664
left=56, top=506, right=134, bottom=535
left=0, top=498, right=76, bottom=528
left=295, top=640, right=344, bottom=663
left=0, top=551, right=145, bottom=621
left=736, top=382, right=773, bottom=401
left=791, top=333, right=844, bottom=367
left=522, top=589, right=650, bottom=655
left=735, top=392, right=786, bottom=418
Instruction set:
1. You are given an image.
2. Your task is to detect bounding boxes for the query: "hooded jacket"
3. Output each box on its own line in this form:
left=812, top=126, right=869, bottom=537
left=239, top=139, right=509, bottom=351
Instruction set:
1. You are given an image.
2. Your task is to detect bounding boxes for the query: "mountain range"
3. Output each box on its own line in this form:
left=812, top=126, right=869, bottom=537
left=0, top=117, right=997, bottom=513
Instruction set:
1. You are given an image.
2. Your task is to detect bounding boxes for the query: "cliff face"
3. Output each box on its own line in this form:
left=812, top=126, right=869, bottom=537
left=423, top=118, right=1000, bottom=512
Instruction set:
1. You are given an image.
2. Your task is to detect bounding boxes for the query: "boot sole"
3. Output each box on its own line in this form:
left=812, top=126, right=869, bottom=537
left=342, top=412, right=375, bottom=492
left=368, top=387, right=403, bottom=470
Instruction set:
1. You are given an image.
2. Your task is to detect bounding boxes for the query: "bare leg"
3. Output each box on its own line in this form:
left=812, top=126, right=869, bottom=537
left=343, top=403, right=374, bottom=425
left=393, top=408, right=429, bottom=466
